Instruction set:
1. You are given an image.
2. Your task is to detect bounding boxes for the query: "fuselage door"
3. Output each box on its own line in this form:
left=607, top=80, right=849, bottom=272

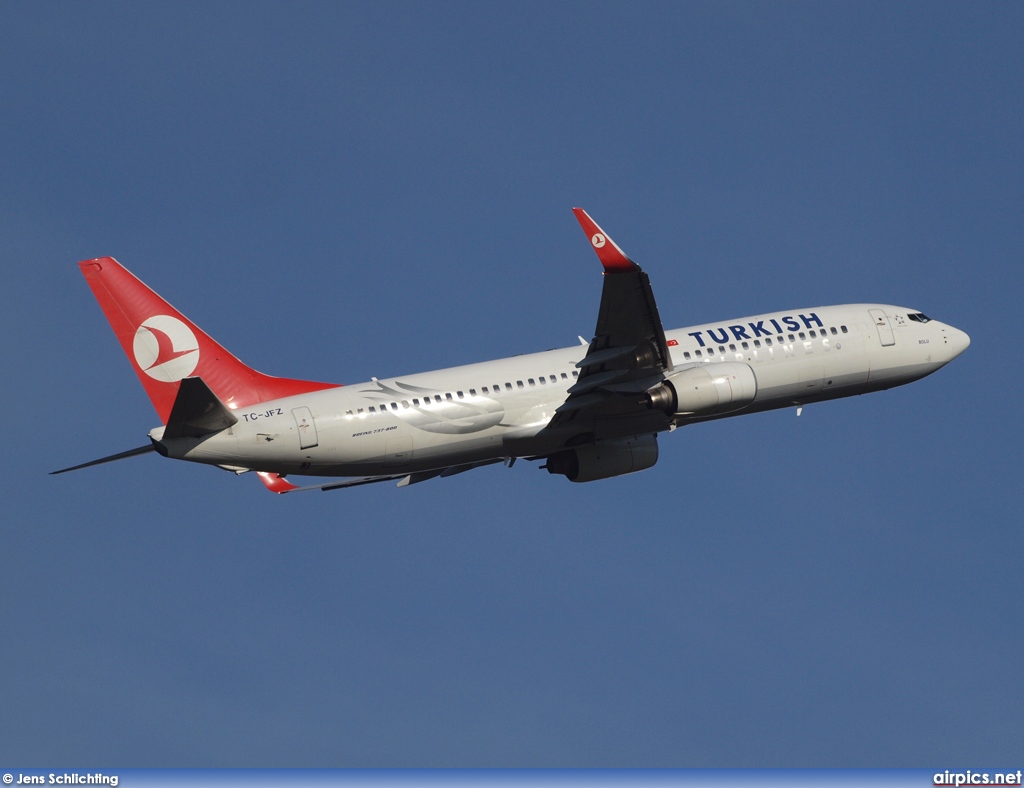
left=292, top=406, right=319, bottom=449
left=868, top=309, right=896, bottom=347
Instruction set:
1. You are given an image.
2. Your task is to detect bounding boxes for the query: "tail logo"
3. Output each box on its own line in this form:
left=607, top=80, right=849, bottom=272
left=132, top=315, right=200, bottom=382
left=591, top=233, right=607, bottom=249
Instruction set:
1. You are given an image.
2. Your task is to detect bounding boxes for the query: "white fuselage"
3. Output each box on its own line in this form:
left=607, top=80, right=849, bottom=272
left=159, top=304, right=970, bottom=477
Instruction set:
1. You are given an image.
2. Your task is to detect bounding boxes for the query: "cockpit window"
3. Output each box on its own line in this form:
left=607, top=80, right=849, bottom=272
left=908, top=313, right=932, bottom=323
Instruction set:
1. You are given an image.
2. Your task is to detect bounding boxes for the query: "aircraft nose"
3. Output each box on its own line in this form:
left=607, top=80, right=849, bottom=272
left=946, top=326, right=970, bottom=359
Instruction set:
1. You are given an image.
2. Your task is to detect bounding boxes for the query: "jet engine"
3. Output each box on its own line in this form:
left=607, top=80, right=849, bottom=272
left=646, top=362, right=757, bottom=417
left=543, top=435, right=658, bottom=483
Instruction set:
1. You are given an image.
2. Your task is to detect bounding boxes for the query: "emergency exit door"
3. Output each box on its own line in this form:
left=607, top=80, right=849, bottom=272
left=292, top=407, right=318, bottom=449
left=868, top=309, right=895, bottom=347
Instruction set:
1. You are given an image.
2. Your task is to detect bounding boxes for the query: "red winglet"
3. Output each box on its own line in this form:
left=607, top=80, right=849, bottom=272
left=257, top=471, right=299, bottom=494
left=572, top=208, right=639, bottom=272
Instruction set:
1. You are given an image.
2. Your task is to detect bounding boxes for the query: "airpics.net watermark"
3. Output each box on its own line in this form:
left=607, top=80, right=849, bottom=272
left=935, top=772, right=1023, bottom=786
left=3, top=776, right=117, bottom=787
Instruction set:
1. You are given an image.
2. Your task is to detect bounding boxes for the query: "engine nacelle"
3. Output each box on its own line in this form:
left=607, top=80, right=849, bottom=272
left=647, top=361, right=757, bottom=417
left=543, top=435, right=659, bottom=483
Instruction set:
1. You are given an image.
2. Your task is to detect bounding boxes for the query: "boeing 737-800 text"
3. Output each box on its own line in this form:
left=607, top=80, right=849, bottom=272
left=53, top=209, right=970, bottom=492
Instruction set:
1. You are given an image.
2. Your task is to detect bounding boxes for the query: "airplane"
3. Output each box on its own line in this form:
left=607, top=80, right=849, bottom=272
left=52, top=208, right=970, bottom=492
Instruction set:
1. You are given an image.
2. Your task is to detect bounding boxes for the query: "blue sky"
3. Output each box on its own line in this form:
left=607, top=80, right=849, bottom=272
left=1, top=1, right=1022, bottom=767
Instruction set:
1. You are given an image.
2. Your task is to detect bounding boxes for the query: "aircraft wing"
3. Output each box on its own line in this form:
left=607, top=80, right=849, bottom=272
left=256, top=459, right=506, bottom=494
left=548, top=209, right=674, bottom=431
left=257, top=472, right=410, bottom=493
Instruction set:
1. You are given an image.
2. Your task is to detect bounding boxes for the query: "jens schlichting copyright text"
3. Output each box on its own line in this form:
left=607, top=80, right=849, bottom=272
left=4, top=776, right=117, bottom=787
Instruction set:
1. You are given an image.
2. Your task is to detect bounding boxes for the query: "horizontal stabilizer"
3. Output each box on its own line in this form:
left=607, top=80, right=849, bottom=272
left=163, top=377, right=238, bottom=440
left=51, top=443, right=156, bottom=475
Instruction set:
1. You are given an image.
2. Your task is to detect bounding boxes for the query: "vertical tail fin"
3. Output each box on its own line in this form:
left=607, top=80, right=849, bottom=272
left=78, top=257, right=338, bottom=423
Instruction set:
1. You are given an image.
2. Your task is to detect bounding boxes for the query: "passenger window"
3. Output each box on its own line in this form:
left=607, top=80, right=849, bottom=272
left=528, top=379, right=535, bottom=386
left=517, top=381, right=524, bottom=388
left=718, top=346, right=725, bottom=354
left=369, top=406, right=376, bottom=413
left=765, top=338, right=772, bottom=346
left=741, top=342, right=749, bottom=350
left=561, top=373, right=568, bottom=380
left=505, top=382, right=513, bottom=390
left=481, top=386, right=489, bottom=395
left=695, top=349, right=702, bottom=357
left=550, top=375, right=557, bottom=383
left=754, top=340, right=761, bottom=348
left=831, top=327, right=838, bottom=335
left=684, top=352, right=691, bottom=360
left=401, top=401, right=409, bottom=408
left=809, top=330, right=816, bottom=338
left=572, top=371, right=579, bottom=378
left=799, top=332, right=806, bottom=340
left=391, top=403, right=398, bottom=411
left=729, top=344, right=736, bottom=351
left=841, top=325, right=848, bottom=333
left=788, top=334, right=795, bottom=342
left=445, top=393, right=453, bottom=400
left=345, top=410, right=353, bottom=417
left=457, top=391, right=464, bottom=399
left=539, top=377, right=546, bottom=385
left=469, top=389, right=476, bottom=396
left=412, top=399, right=419, bottom=406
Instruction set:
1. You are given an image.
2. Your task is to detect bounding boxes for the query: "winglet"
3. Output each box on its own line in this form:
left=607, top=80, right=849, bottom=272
left=572, top=208, right=639, bottom=272
left=257, top=471, right=299, bottom=494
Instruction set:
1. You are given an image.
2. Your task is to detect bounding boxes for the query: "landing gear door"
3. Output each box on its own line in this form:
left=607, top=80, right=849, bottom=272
left=868, top=308, right=895, bottom=347
left=292, top=406, right=319, bottom=449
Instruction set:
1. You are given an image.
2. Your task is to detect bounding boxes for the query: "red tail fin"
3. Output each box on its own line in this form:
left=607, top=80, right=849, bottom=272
left=79, top=257, right=338, bottom=423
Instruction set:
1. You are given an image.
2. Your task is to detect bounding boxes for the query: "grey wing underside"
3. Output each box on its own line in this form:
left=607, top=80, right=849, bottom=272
left=549, top=217, right=674, bottom=432
left=554, top=267, right=672, bottom=417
